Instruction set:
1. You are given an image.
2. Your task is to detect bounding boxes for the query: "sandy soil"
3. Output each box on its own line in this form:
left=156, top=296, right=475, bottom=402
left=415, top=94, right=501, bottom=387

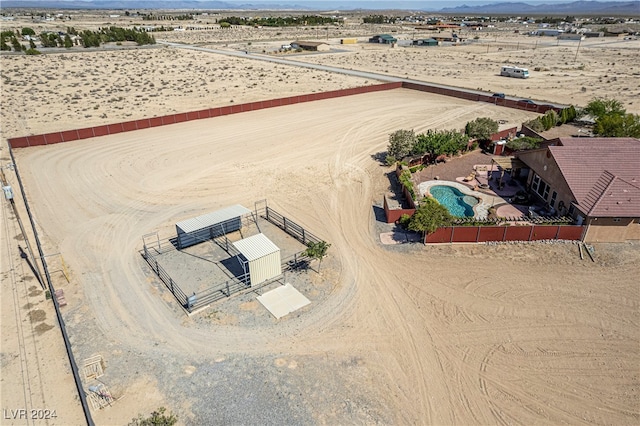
left=1, top=22, right=639, bottom=141
left=5, top=89, right=639, bottom=424
left=1, top=15, right=639, bottom=426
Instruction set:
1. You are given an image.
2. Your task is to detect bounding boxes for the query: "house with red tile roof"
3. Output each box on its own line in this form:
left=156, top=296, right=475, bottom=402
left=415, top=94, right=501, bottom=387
left=516, top=137, right=640, bottom=242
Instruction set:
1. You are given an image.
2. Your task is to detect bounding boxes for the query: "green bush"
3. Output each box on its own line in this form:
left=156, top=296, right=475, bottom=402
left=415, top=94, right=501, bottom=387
left=129, top=407, right=177, bottom=426
left=399, top=170, right=416, bottom=200
left=385, top=154, right=396, bottom=166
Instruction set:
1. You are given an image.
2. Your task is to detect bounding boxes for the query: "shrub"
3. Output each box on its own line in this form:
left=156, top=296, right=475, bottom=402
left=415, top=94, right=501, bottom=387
left=129, top=407, right=177, bottom=426
left=407, top=197, right=453, bottom=234
left=465, top=117, right=499, bottom=140
left=399, top=170, right=416, bottom=200
left=385, top=154, right=396, bottom=166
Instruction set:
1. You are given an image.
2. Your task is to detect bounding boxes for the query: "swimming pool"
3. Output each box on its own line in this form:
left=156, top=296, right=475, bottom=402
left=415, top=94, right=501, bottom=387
left=430, top=185, right=478, bottom=217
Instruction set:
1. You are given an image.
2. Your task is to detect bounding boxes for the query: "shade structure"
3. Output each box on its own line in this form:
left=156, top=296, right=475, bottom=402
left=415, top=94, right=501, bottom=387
left=233, top=233, right=281, bottom=286
left=175, top=204, right=251, bottom=249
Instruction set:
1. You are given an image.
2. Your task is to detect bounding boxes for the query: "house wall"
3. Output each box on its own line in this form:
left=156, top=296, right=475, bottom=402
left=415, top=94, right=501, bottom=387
left=583, top=218, right=640, bottom=243
left=519, top=149, right=574, bottom=215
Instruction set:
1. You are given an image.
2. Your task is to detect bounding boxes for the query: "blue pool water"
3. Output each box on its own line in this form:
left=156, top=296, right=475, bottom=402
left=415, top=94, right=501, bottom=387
left=430, top=185, right=478, bottom=217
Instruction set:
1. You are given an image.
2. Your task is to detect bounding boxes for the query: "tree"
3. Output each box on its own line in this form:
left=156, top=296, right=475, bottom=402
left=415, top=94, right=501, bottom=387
left=10, top=37, right=24, bottom=52
left=129, top=407, right=177, bottom=426
left=304, top=241, right=331, bottom=272
left=583, top=97, right=625, bottom=120
left=594, top=113, right=640, bottom=138
left=64, top=34, right=73, bottom=48
left=21, top=27, right=36, bottom=36
left=387, top=129, right=415, bottom=161
left=464, top=117, right=499, bottom=140
left=407, top=197, right=453, bottom=234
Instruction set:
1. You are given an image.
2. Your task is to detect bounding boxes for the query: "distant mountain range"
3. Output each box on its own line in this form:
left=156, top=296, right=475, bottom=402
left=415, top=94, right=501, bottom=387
left=0, top=0, right=638, bottom=15
left=439, top=1, right=640, bottom=15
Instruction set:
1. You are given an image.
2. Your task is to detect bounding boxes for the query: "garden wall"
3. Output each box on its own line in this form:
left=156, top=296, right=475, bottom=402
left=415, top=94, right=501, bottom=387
left=383, top=195, right=416, bottom=224
left=424, top=224, right=584, bottom=244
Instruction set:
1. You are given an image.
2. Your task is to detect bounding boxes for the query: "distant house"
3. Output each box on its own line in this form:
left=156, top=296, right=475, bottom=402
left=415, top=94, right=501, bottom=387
left=413, top=38, right=439, bottom=46
left=432, top=33, right=464, bottom=43
left=368, top=34, right=397, bottom=44
left=535, top=29, right=563, bottom=37
left=290, top=41, right=330, bottom=52
left=583, top=31, right=604, bottom=38
left=558, top=33, right=585, bottom=40
left=516, top=137, right=640, bottom=242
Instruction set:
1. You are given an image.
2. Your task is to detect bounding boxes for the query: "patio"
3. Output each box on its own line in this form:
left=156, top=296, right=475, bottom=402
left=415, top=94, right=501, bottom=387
left=412, top=150, right=550, bottom=221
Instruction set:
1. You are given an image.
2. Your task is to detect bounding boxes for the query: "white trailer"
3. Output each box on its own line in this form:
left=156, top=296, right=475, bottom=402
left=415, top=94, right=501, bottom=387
left=500, top=66, right=529, bottom=79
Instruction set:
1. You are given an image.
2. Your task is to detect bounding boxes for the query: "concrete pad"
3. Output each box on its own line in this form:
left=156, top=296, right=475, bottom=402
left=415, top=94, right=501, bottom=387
left=257, top=283, right=310, bottom=319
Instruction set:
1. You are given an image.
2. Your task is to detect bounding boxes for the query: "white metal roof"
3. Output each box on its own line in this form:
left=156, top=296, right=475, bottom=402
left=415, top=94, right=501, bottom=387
left=176, top=204, right=251, bottom=233
left=233, top=233, right=280, bottom=262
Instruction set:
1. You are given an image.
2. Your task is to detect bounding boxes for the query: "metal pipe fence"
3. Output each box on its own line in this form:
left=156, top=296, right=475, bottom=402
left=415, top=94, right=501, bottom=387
left=263, top=206, right=323, bottom=246
left=141, top=205, right=327, bottom=313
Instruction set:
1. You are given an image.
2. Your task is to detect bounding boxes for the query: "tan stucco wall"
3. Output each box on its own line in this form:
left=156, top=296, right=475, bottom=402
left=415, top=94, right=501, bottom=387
left=583, top=218, right=640, bottom=243
left=521, top=149, right=574, bottom=215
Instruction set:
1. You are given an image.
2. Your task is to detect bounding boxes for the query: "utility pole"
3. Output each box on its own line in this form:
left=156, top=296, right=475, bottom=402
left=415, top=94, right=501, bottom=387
left=574, top=37, right=582, bottom=62
left=1, top=166, right=44, bottom=287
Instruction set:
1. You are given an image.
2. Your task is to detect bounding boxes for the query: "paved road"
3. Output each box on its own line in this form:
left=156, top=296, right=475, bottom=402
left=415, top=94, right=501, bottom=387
left=158, top=41, right=568, bottom=108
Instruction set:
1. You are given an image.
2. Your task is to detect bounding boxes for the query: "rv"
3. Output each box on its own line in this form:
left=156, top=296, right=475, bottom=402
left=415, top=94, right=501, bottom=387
left=500, top=66, right=529, bottom=79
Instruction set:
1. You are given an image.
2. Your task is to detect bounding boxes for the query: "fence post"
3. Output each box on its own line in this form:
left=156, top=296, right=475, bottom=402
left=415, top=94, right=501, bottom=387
left=226, top=281, right=230, bottom=297
left=450, top=226, right=455, bottom=243
left=266, top=207, right=270, bottom=221
left=555, top=225, right=560, bottom=240
left=529, top=225, right=535, bottom=241
left=476, top=226, right=481, bottom=243
left=283, top=217, right=287, bottom=232
left=155, top=259, right=159, bottom=273
left=503, top=226, right=507, bottom=241
left=302, top=228, right=306, bottom=244
left=170, top=278, right=174, bottom=293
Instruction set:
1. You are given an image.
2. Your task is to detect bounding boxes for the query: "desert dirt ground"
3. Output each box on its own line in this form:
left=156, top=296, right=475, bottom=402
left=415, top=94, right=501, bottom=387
left=4, top=88, right=639, bottom=425
left=1, top=15, right=639, bottom=426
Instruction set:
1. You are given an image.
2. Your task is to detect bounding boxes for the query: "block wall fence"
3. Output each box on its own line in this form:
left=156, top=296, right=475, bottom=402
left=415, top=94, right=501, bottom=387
left=8, top=81, right=563, bottom=149
left=424, top=225, right=584, bottom=244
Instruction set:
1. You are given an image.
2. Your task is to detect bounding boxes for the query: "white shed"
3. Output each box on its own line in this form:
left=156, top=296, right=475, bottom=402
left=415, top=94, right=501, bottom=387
left=175, top=204, right=251, bottom=249
left=233, top=233, right=281, bottom=286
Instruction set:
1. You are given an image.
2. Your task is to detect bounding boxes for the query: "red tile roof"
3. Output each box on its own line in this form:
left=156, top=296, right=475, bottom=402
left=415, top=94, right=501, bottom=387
left=548, top=138, right=640, bottom=217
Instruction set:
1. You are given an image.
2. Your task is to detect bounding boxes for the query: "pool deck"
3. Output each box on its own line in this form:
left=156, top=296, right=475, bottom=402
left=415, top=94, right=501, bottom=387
left=413, top=150, right=533, bottom=220
left=418, top=180, right=504, bottom=219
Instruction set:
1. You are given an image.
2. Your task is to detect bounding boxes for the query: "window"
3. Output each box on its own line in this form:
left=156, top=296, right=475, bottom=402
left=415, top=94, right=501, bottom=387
left=568, top=205, right=575, bottom=216
left=550, top=191, right=557, bottom=207
left=532, top=174, right=541, bottom=193
left=531, top=173, right=550, bottom=201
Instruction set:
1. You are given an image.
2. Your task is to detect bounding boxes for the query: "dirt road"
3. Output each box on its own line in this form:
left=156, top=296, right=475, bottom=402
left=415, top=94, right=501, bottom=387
left=12, top=89, right=639, bottom=424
